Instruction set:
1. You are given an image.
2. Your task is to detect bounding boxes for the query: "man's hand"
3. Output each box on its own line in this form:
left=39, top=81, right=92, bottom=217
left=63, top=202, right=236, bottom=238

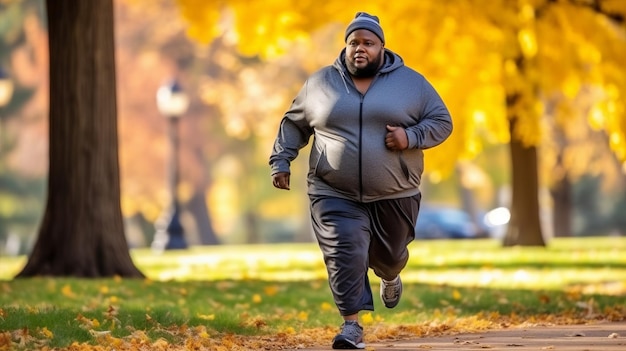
left=272, top=172, right=290, bottom=190
left=385, top=125, right=409, bottom=151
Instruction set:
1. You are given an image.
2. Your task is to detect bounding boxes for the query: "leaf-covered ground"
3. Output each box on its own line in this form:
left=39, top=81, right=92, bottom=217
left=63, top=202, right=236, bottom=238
left=2, top=238, right=625, bottom=350
left=2, top=309, right=625, bottom=350
left=1, top=279, right=624, bottom=350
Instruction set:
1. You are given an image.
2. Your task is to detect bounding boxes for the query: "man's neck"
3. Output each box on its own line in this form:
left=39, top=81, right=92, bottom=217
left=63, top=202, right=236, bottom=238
left=352, top=75, right=374, bottom=94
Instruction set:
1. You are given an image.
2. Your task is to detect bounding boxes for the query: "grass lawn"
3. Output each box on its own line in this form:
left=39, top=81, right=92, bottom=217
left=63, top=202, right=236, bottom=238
left=0, top=237, right=625, bottom=350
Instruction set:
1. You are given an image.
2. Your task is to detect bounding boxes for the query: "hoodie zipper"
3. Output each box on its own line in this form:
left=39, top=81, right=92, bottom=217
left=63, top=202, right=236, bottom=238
left=358, top=95, right=364, bottom=202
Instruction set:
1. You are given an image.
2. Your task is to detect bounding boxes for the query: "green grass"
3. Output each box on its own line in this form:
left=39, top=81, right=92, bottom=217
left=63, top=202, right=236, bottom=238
left=0, top=237, right=625, bottom=349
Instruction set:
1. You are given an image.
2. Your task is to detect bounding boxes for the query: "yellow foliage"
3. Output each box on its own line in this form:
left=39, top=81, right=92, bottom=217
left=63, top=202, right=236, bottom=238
left=518, top=28, right=538, bottom=58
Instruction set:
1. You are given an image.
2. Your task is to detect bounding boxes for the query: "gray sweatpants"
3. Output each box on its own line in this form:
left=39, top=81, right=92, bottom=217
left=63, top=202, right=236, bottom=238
left=309, top=194, right=421, bottom=316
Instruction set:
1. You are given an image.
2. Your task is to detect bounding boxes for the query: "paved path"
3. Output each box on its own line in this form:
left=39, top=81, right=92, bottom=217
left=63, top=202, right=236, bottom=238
left=300, top=321, right=626, bottom=350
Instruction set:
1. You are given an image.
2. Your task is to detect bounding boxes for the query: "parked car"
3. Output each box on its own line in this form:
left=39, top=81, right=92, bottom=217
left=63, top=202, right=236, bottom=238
left=481, top=206, right=511, bottom=239
left=414, top=206, right=488, bottom=240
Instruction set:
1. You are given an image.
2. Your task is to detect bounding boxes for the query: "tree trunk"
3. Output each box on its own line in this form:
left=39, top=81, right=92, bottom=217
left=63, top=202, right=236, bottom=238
left=17, top=0, right=143, bottom=277
left=551, top=175, right=572, bottom=237
left=456, top=163, right=482, bottom=231
left=503, top=117, right=545, bottom=247
left=245, top=211, right=261, bottom=244
left=187, top=189, right=219, bottom=245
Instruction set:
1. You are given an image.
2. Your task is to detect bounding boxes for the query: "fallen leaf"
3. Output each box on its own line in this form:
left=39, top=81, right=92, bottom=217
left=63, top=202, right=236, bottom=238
left=88, top=330, right=111, bottom=337
left=566, top=332, right=585, bottom=337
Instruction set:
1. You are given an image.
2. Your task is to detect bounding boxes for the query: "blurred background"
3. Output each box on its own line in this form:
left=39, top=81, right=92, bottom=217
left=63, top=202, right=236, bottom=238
left=0, top=0, right=624, bottom=256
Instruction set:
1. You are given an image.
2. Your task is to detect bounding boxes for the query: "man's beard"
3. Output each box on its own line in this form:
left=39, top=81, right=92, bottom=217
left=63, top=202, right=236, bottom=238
left=346, top=52, right=382, bottom=78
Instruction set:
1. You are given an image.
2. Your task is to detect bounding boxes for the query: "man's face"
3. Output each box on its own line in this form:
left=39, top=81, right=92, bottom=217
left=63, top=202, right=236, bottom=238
left=345, top=29, right=384, bottom=78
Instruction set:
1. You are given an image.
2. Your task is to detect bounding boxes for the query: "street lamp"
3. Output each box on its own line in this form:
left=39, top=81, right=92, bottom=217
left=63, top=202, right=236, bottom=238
left=152, top=79, right=190, bottom=251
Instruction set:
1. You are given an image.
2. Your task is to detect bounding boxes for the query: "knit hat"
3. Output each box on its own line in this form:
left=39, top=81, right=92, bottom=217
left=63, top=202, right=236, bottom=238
left=345, top=12, right=385, bottom=43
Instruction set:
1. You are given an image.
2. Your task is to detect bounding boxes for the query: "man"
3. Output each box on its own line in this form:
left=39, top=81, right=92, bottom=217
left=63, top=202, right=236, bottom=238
left=269, top=12, right=453, bottom=349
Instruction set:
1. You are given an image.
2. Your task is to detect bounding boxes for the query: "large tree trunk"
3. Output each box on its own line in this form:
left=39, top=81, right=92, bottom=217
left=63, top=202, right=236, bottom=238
left=503, top=117, right=545, bottom=247
left=17, top=0, right=143, bottom=277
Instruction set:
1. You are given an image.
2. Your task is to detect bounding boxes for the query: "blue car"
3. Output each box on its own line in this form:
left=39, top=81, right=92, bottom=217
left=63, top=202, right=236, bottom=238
left=414, top=206, right=487, bottom=239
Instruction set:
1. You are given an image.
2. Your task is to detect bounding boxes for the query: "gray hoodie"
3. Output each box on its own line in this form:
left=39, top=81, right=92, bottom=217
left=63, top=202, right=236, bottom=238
left=269, top=48, right=452, bottom=203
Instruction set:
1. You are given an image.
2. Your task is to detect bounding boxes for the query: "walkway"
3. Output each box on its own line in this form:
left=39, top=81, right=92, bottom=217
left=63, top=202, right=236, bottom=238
left=300, top=321, right=626, bottom=350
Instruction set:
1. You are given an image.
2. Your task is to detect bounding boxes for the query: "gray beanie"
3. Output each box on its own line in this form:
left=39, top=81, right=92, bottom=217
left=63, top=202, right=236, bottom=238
left=345, top=12, right=385, bottom=43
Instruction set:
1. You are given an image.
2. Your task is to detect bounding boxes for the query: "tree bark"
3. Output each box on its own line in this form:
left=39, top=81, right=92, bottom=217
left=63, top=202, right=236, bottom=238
left=17, top=0, right=143, bottom=277
left=187, top=189, right=219, bottom=245
left=503, top=116, right=546, bottom=247
left=551, top=175, right=572, bottom=237
left=456, top=163, right=482, bottom=232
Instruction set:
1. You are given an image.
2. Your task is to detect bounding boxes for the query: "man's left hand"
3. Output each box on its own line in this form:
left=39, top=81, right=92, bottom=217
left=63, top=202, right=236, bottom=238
left=385, top=125, right=408, bottom=151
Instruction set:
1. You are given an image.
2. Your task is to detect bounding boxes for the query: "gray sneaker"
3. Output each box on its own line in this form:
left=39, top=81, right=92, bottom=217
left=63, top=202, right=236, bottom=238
left=332, top=321, right=365, bottom=349
left=380, top=276, right=402, bottom=308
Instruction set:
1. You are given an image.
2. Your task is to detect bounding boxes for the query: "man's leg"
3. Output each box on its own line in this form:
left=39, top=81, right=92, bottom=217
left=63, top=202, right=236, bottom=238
left=368, top=194, right=421, bottom=308
left=310, top=195, right=374, bottom=316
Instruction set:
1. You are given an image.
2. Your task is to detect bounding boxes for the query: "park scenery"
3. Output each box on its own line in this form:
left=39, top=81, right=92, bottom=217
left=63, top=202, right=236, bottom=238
left=1, top=0, right=626, bottom=350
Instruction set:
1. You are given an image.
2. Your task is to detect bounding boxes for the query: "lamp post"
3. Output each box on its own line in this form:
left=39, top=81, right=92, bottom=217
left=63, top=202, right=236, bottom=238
left=152, top=79, right=190, bottom=251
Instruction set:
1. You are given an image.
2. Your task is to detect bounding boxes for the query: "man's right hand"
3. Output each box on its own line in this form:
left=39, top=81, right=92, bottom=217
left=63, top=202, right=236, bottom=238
left=272, top=172, right=290, bottom=190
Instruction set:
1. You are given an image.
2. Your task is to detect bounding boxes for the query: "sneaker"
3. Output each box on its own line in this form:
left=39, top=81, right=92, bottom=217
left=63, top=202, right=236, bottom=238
left=332, top=321, right=365, bottom=349
left=380, top=276, right=402, bottom=308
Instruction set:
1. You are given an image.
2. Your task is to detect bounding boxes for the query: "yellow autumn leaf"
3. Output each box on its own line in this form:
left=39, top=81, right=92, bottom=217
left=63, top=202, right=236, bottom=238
left=152, top=337, right=169, bottom=348
left=252, top=294, right=262, bottom=303
left=321, top=302, right=333, bottom=311
left=88, top=330, right=111, bottom=338
left=452, top=289, right=462, bottom=300
left=61, top=285, right=75, bottom=298
left=40, top=327, right=53, bottom=339
left=75, top=314, right=96, bottom=329
left=197, top=313, right=215, bottom=320
left=264, top=285, right=279, bottom=296
left=361, top=312, right=374, bottom=325
left=297, top=311, right=308, bottom=321
left=129, top=330, right=150, bottom=343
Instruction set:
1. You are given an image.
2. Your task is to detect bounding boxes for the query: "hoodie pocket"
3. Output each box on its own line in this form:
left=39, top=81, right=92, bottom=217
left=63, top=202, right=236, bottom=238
left=313, top=145, right=329, bottom=178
